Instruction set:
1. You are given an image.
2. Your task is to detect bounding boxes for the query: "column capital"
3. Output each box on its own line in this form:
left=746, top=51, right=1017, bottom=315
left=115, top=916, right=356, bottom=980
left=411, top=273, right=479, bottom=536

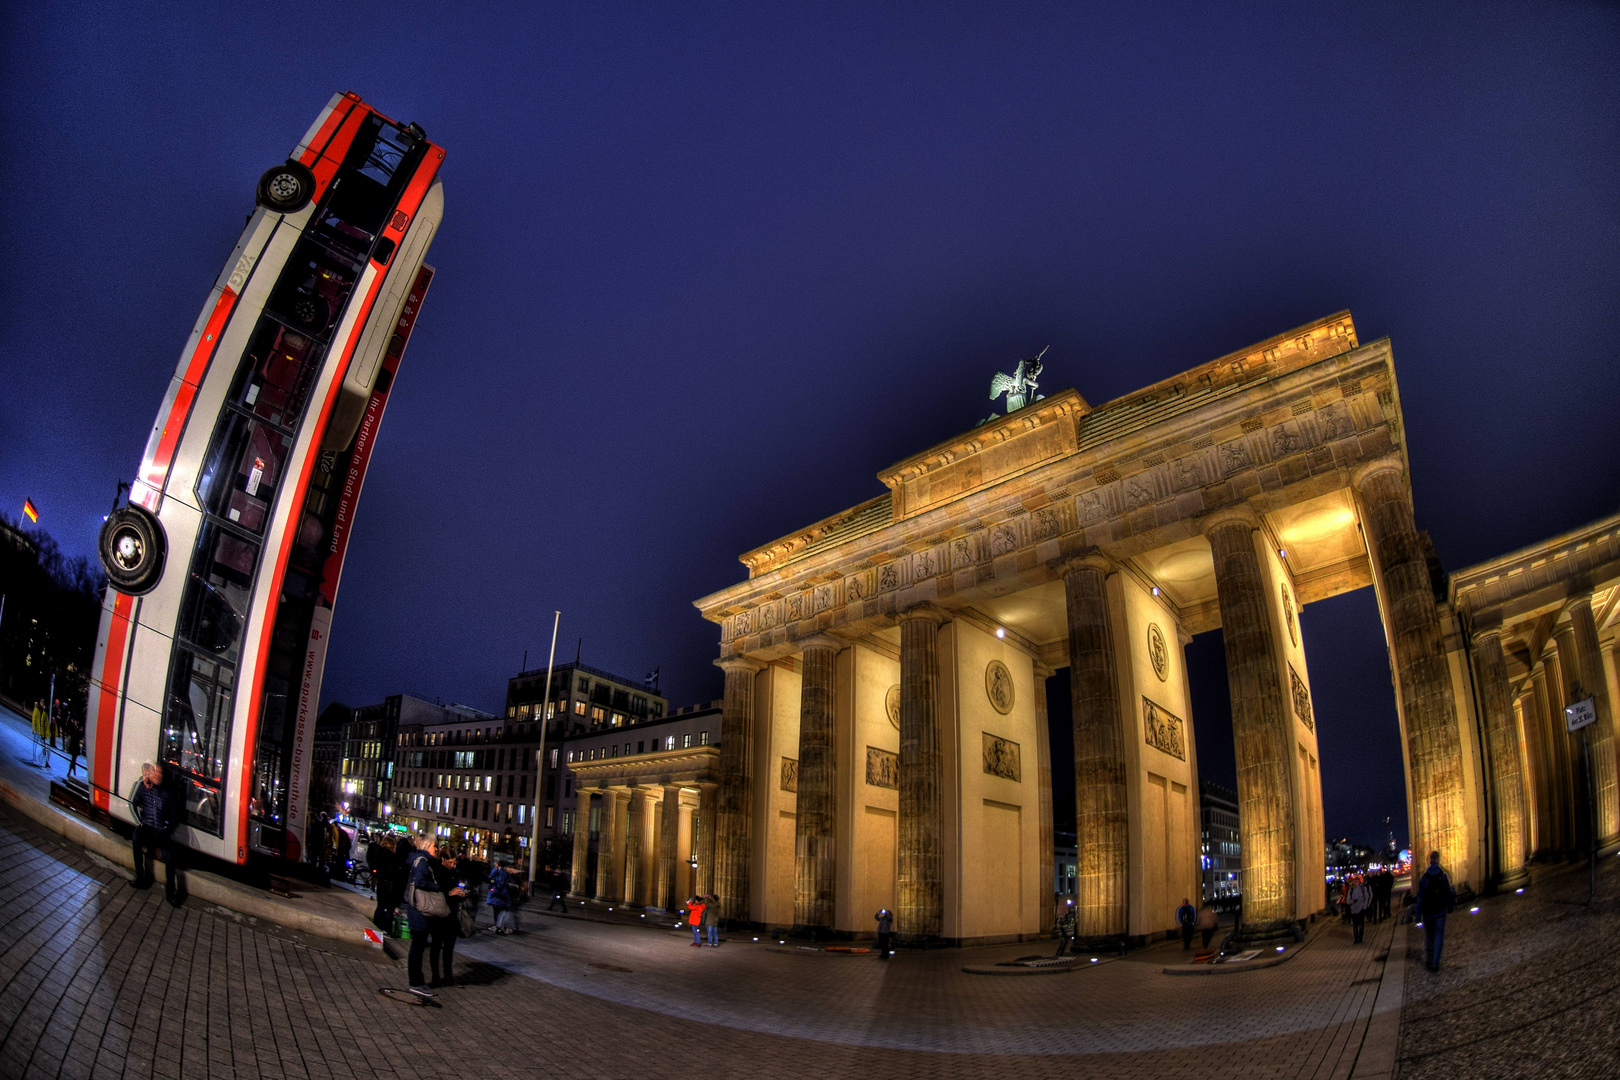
left=1470, top=624, right=1504, bottom=645
left=1352, top=455, right=1404, bottom=491
left=1562, top=593, right=1596, bottom=618
left=793, top=632, right=846, bottom=653
left=897, top=602, right=949, bottom=626
left=715, top=655, right=765, bottom=676
left=1053, top=550, right=1116, bottom=578
left=1199, top=504, right=1261, bottom=535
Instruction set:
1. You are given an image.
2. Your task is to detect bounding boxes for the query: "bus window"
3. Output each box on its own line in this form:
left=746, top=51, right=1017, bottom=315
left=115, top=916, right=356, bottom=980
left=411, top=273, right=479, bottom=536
left=161, top=648, right=235, bottom=834
left=266, top=241, right=362, bottom=341
left=231, top=322, right=321, bottom=424
left=196, top=413, right=291, bottom=535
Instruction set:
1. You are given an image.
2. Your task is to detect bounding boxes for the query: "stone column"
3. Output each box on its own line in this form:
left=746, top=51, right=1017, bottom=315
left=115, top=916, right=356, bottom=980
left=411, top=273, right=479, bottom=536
left=1471, top=630, right=1529, bottom=887
left=897, top=607, right=944, bottom=941
left=697, top=782, right=718, bottom=897
left=713, top=658, right=763, bottom=921
left=1530, top=667, right=1572, bottom=856
left=1204, top=510, right=1296, bottom=931
left=594, top=788, right=626, bottom=902
left=624, top=788, right=647, bottom=906
left=1568, top=598, right=1620, bottom=850
left=1063, top=554, right=1130, bottom=940
left=793, top=634, right=842, bottom=932
left=1550, top=628, right=1592, bottom=855
left=1356, top=460, right=1469, bottom=883
left=568, top=788, right=593, bottom=897
left=657, top=783, right=681, bottom=910
left=1033, top=663, right=1056, bottom=936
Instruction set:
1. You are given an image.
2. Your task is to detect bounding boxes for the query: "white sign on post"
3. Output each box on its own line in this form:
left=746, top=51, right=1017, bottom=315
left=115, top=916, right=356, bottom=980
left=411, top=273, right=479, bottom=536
left=1565, top=697, right=1597, bottom=733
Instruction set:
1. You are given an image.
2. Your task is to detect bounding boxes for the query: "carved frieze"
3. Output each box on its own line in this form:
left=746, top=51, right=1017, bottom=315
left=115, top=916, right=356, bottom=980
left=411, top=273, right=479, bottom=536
left=812, top=584, right=834, bottom=614
left=951, top=535, right=977, bottom=569
left=1281, top=583, right=1298, bottom=646
left=865, top=747, right=898, bottom=789
left=885, top=684, right=901, bottom=729
left=1290, top=664, right=1313, bottom=730
left=786, top=592, right=805, bottom=622
left=780, top=757, right=799, bottom=792
left=1219, top=440, right=1252, bottom=476
left=1032, top=506, right=1062, bottom=540
left=1143, top=697, right=1186, bottom=760
left=990, top=523, right=1019, bottom=555
left=981, top=733, right=1021, bottom=782
left=913, top=549, right=938, bottom=581
left=879, top=563, right=901, bottom=592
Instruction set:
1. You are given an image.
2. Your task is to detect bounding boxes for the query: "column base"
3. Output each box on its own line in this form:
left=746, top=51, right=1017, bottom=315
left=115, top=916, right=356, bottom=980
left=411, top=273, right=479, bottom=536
left=1229, top=919, right=1304, bottom=948
left=1489, top=866, right=1531, bottom=893
left=1598, top=833, right=1620, bottom=858
left=1074, top=934, right=1130, bottom=956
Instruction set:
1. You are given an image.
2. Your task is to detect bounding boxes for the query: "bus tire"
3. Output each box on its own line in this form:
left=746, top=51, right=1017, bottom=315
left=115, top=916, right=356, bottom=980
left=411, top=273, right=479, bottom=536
left=256, top=160, right=316, bottom=214
left=98, top=505, right=166, bottom=595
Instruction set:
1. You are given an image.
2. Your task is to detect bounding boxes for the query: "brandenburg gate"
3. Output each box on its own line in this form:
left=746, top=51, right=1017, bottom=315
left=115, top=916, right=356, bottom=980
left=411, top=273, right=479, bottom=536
left=694, top=311, right=1620, bottom=945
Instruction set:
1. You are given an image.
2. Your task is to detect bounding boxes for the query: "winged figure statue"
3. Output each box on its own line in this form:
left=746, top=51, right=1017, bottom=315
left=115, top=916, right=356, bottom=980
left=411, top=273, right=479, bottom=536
left=979, top=347, right=1048, bottom=425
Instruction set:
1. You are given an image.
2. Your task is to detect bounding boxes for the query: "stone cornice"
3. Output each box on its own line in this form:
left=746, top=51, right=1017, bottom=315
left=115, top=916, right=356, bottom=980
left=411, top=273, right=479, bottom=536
left=1449, top=510, right=1620, bottom=626
left=570, top=746, right=721, bottom=788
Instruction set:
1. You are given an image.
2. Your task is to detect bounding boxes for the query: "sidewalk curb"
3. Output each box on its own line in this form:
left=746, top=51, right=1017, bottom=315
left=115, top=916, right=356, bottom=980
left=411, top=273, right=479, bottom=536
left=1160, top=917, right=1331, bottom=976
left=0, top=776, right=378, bottom=949
left=1348, top=919, right=1407, bottom=1079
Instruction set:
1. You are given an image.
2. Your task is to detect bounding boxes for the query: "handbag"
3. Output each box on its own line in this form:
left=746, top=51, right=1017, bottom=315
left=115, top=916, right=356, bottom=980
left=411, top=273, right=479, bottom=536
left=457, top=904, right=476, bottom=938
left=410, top=883, right=450, bottom=918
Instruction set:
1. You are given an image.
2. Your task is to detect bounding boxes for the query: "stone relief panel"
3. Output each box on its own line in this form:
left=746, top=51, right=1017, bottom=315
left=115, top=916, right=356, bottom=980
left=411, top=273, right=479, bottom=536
left=1271, top=423, right=1304, bottom=456
left=758, top=602, right=777, bottom=631
left=879, top=563, right=901, bottom=592
left=1124, top=475, right=1158, bottom=510
left=1219, top=440, right=1252, bottom=476
left=780, top=757, right=799, bottom=793
left=885, top=684, right=901, bottom=729
left=811, top=584, right=835, bottom=614
left=984, top=660, right=1016, bottom=714
left=1290, top=664, right=1314, bottom=731
left=786, top=592, right=805, bottom=622
left=981, top=733, right=1021, bottom=782
left=951, top=535, right=978, bottom=570
left=734, top=610, right=752, bottom=637
left=1147, top=623, right=1169, bottom=682
left=865, top=747, right=898, bottom=789
left=1281, top=583, right=1297, bottom=646
left=1172, top=456, right=1204, bottom=490
left=846, top=572, right=869, bottom=601
left=1032, top=506, right=1062, bottom=540
left=990, top=523, right=1020, bottom=555
left=913, top=549, right=939, bottom=581
left=1142, top=697, right=1187, bottom=760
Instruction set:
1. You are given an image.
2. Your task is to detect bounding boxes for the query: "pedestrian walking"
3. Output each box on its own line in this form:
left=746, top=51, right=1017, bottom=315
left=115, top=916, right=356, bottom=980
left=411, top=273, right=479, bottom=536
left=489, top=862, right=515, bottom=934
left=547, top=888, right=568, bottom=912
left=402, top=835, right=448, bottom=996
left=1054, top=900, right=1077, bottom=957
left=1196, top=901, right=1220, bottom=949
left=1348, top=876, right=1373, bottom=944
left=875, top=908, right=894, bottom=959
left=1415, top=851, right=1456, bottom=972
left=702, top=893, right=721, bottom=946
left=61, top=706, right=84, bottom=780
left=1176, top=897, right=1197, bottom=950
left=462, top=852, right=489, bottom=925
left=128, top=762, right=183, bottom=906
left=30, top=699, right=51, bottom=766
left=685, top=895, right=705, bottom=946
left=1374, top=869, right=1394, bottom=922
left=305, top=812, right=330, bottom=884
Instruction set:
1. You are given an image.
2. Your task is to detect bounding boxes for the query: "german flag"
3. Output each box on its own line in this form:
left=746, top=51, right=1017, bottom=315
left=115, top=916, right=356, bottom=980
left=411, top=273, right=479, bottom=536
left=22, top=498, right=38, bottom=523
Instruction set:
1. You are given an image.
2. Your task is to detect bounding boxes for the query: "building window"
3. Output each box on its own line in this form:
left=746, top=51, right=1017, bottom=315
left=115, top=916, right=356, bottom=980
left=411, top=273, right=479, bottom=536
left=591, top=706, right=606, bottom=722
left=636, top=741, right=645, bottom=754
left=682, top=733, right=692, bottom=748
left=563, top=810, right=574, bottom=835
left=699, top=731, right=709, bottom=746
left=507, top=706, right=515, bottom=718
left=665, top=735, right=675, bottom=750
left=612, top=712, right=625, bottom=727
left=550, top=748, right=559, bottom=767
left=574, top=700, right=586, bottom=715
left=610, top=745, right=619, bottom=758
left=545, top=806, right=554, bottom=828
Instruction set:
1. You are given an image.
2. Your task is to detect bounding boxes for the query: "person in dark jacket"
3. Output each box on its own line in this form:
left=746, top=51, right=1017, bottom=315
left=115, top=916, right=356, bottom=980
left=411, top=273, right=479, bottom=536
left=1176, top=898, right=1197, bottom=950
left=129, top=762, right=183, bottom=906
left=402, top=835, right=455, bottom=995
left=368, top=833, right=399, bottom=931
left=488, top=863, right=514, bottom=934
left=1374, top=869, right=1395, bottom=922
left=1415, top=851, right=1456, bottom=972
left=430, top=844, right=467, bottom=984
left=305, top=812, right=330, bottom=885
left=874, top=908, right=894, bottom=959
left=61, top=707, right=84, bottom=780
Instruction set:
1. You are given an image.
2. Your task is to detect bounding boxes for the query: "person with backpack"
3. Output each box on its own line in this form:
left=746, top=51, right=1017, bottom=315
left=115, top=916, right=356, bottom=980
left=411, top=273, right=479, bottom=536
left=1176, top=897, right=1197, bottom=950
left=488, top=862, right=515, bottom=934
left=1415, top=851, right=1456, bottom=972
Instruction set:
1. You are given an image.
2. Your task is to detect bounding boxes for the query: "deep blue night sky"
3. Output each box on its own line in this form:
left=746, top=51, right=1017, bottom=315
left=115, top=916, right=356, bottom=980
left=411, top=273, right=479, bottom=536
left=2, top=3, right=1617, bottom=847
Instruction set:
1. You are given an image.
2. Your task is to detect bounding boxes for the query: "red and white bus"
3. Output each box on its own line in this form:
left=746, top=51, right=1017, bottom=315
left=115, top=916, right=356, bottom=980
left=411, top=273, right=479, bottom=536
left=86, top=93, right=445, bottom=865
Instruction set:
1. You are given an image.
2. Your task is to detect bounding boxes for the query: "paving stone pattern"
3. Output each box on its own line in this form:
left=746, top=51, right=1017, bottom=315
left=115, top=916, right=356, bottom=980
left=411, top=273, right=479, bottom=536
left=0, top=796, right=1583, bottom=1080
left=1395, top=857, right=1619, bottom=1079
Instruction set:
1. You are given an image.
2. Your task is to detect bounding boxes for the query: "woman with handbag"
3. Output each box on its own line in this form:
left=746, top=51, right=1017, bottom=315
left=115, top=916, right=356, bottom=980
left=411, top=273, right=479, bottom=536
left=403, top=835, right=459, bottom=996
left=432, top=845, right=469, bottom=985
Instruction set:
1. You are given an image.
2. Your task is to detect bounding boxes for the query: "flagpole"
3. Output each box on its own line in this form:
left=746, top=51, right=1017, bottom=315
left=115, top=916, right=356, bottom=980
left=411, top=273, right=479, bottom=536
left=527, top=610, right=561, bottom=887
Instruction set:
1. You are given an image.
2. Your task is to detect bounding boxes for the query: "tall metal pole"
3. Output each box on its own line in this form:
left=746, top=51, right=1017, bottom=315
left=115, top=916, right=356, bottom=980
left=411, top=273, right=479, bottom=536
left=527, top=610, right=561, bottom=886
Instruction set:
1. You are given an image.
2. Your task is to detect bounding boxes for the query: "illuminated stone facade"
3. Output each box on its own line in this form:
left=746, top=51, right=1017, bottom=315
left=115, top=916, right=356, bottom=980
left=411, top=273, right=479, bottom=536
left=696, top=311, right=1617, bottom=944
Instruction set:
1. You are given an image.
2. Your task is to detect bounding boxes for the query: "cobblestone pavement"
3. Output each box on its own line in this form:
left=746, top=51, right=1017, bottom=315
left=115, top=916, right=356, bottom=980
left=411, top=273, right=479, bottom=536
left=1395, top=855, right=1620, bottom=1079
left=1, top=801, right=1404, bottom=1080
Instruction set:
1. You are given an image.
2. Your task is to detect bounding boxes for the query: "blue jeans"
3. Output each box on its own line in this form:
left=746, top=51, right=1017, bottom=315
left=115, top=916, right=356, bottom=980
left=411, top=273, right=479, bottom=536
left=1423, top=914, right=1446, bottom=969
left=692, top=924, right=702, bottom=943
left=706, top=924, right=718, bottom=946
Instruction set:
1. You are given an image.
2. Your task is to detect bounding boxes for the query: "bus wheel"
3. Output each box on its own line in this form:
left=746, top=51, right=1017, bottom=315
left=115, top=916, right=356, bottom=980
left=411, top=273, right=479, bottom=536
left=98, top=505, right=166, bottom=595
left=256, top=160, right=316, bottom=214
